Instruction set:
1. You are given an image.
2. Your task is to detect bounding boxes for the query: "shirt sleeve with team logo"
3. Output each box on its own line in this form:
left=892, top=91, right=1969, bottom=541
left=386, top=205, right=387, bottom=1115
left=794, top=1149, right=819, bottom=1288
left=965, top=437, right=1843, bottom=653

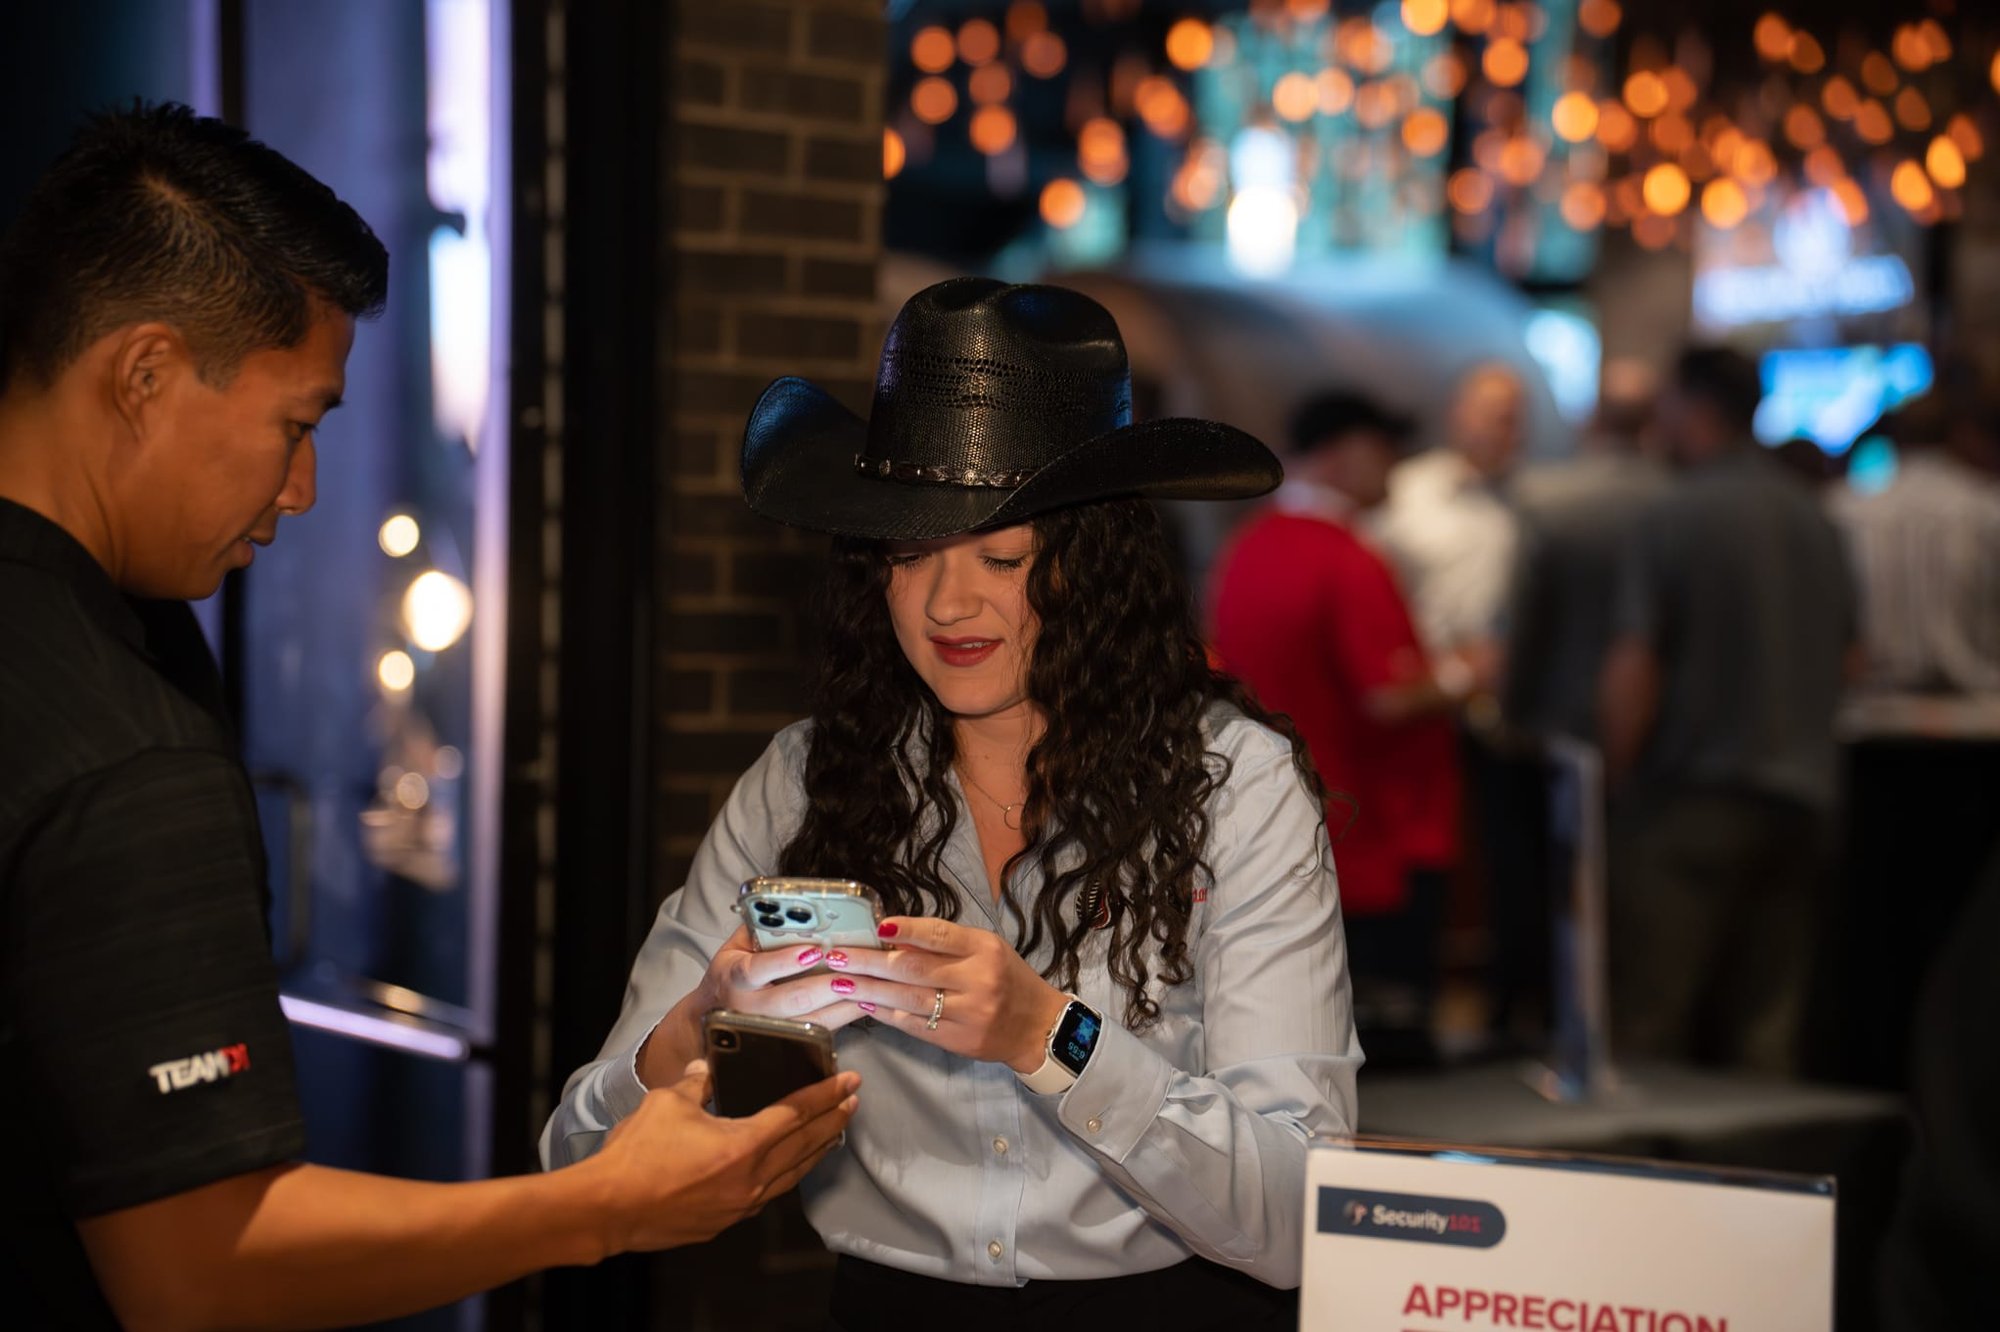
left=5, top=746, right=306, bottom=1217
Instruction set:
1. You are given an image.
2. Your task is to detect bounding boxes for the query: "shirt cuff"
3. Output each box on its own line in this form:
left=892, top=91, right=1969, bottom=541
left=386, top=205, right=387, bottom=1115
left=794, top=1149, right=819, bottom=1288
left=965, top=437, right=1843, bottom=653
left=602, top=1039, right=654, bottom=1122
left=1054, top=1019, right=1173, bottom=1165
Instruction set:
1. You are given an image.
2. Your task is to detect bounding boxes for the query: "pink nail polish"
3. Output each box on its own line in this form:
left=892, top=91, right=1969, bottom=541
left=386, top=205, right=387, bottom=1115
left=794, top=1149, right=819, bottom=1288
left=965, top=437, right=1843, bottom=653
left=827, top=951, right=849, bottom=969
left=877, top=922, right=899, bottom=939
left=831, top=977, right=856, bottom=995
left=858, top=1001, right=877, bottom=1013
left=797, top=946, right=823, bottom=966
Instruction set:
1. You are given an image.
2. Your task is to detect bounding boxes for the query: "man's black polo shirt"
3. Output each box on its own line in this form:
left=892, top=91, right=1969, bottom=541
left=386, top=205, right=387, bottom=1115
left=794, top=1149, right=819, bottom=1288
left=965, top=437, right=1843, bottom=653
left=0, top=497, right=305, bottom=1327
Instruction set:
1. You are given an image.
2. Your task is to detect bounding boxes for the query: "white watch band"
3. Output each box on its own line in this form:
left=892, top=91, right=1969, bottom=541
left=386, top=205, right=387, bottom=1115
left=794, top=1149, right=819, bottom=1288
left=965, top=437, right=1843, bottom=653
left=1017, top=997, right=1087, bottom=1095
left=1019, top=1046, right=1079, bottom=1095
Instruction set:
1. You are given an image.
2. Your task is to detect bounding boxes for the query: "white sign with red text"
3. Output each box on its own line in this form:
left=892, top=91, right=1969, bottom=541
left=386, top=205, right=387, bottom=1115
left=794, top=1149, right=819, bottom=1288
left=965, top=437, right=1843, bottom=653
left=1301, top=1140, right=1834, bottom=1332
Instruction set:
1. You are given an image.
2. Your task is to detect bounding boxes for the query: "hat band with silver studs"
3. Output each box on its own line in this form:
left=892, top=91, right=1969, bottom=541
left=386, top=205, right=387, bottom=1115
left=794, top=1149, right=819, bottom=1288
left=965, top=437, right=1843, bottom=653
left=853, top=453, right=1039, bottom=489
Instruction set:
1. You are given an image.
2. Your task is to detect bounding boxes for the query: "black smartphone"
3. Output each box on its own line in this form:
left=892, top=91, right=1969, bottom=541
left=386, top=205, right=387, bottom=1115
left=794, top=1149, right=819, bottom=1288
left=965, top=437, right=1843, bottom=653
left=701, top=1009, right=839, bottom=1119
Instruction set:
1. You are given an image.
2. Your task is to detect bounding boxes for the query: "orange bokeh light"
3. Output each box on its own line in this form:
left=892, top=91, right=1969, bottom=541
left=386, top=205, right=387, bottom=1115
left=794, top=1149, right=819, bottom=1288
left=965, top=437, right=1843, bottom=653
left=1561, top=181, right=1606, bottom=230
left=1821, top=77, right=1859, bottom=121
left=970, top=63, right=1013, bottom=104
left=1752, top=14, right=1791, bottom=63
left=911, top=26, right=955, bottom=74
left=883, top=127, right=906, bottom=180
left=969, top=106, right=1017, bottom=155
left=1633, top=212, right=1677, bottom=250
left=1854, top=101, right=1894, bottom=145
left=1895, top=87, right=1932, bottom=132
left=1136, top=77, right=1192, bottom=139
left=1597, top=100, right=1638, bottom=152
left=1783, top=105, right=1825, bottom=150
left=1484, top=39, right=1530, bottom=88
left=1022, top=31, right=1067, bottom=79
left=1274, top=71, right=1319, bottom=122
left=1651, top=113, right=1694, bottom=155
left=1078, top=117, right=1127, bottom=180
left=1403, top=108, right=1451, bottom=156
left=1947, top=114, right=1986, bottom=162
left=1451, top=0, right=1497, bottom=35
left=1552, top=91, right=1599, bottom=143
left=1890, top=159, right=1935, bottom=214
left=1040, top=178, right=1087, bottom=229
left=1319, top=68, right=1357, bottom=115
left=1165, top=18, right=1214, bottom=71
left=958, top=19, right=1001, bottom=67
left=1005, top=2, right=1048, bottom=43
left=1700, top=177, right=1748, bottom=229
left=1497, top=136, right=1546, bottom=186
left=1927, top=136, right=1968, bottom=190
left=1733, top=139, right=1776, bottom=187
left=1578, top=0, right=1621, bottom=40
left=1402, top=0, right=1449, bottom=37
left=1642, top=161, right=1691, bottom=215
left=1918, top=20, right=1951, bottom=63
left=1448, top=168, right=1494, bottom=213
left=1861, top=52, right=1899, bottom=96
left=1423, top=53, right=1466, bottom=100
left=1788, top=32, right=1825, bottom=75
left=1623, top=70, right=1668, bottom=119
left=1802, top=146, right=1843, bottom=187
left=1891, top=24, right=1931, bottom=72
left=911, top=76, right=958, bottom=125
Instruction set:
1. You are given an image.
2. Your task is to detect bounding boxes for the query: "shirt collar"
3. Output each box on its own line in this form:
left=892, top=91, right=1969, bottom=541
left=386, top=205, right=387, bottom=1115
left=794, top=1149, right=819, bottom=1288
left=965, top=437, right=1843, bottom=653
left=0, top=495, right=146, bottom=652
left=1272, top=478, right=1360, bottom=525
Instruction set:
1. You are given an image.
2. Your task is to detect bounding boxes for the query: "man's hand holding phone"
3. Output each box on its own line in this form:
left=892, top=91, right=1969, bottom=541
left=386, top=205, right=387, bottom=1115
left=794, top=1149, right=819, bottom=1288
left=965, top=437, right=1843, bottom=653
left=581, top=1058, right=857, bottom=1256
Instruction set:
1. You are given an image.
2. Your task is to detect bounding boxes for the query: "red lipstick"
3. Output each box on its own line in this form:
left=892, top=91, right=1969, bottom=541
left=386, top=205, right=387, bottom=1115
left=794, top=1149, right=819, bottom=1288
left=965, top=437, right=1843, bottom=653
left=931, top=636, right=1000, bottom=667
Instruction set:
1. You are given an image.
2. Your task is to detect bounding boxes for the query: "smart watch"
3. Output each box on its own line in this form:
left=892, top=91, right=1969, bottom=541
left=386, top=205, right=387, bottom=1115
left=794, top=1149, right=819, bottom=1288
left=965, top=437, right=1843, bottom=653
left=1018, top=996, right=1103, bottom=1095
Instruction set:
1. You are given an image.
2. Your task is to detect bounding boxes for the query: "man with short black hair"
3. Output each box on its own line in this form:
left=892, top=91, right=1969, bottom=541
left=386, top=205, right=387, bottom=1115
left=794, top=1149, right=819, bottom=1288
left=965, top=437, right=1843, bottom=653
left=1211, top=390, right=1461, bottom=1062
left=0, top=102, right=855, bottom=1330
left=1598, top=345, right=1857, bottom=1074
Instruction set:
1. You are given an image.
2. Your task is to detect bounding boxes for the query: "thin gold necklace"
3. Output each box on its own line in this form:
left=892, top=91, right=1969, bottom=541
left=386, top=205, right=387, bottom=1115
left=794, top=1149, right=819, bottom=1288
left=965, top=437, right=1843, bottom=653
left=957, top=765, right=1026, bottom=830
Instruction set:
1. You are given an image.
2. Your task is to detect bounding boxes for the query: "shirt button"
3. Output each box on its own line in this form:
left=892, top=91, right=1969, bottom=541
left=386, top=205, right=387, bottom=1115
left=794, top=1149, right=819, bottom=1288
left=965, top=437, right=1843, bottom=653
left=1086, top=1116, right=1103, bottom=1134
left=992, top=1136, right=1009, bottom=1156
left=987, top=1240, right=1005, bottom=1261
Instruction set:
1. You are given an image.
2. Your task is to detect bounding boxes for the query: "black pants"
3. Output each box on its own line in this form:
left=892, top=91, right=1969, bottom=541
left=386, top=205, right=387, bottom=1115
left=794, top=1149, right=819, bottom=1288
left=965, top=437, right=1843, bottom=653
left=825, top=1255, right=1298, bottom=1332
left=1610, top=787, right=1827, bottom=1074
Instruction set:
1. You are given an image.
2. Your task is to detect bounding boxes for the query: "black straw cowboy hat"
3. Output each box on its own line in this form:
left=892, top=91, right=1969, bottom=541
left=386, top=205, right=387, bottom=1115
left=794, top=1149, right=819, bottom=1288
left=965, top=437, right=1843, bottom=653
left=740, top=277, right=1281, bottom=540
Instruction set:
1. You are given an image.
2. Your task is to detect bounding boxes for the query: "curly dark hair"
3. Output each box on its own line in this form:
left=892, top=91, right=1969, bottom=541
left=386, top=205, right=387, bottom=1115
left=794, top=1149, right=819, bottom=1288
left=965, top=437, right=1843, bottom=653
left=779, top=498, right=1327, bottom=1030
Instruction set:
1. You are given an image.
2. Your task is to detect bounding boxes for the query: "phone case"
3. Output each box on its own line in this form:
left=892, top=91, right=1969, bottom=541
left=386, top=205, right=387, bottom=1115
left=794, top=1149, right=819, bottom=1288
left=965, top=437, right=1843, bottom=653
left=701, top=1010, right=838, bottom=1119
left=735, top=877, right=886, bottom=958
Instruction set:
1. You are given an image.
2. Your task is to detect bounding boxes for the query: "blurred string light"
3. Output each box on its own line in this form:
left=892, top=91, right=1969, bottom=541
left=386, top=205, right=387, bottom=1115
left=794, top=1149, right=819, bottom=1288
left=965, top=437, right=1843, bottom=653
left=910, top=25, right=953, bottom=73
left=911, top=76, right=957, bottom=124
left=957, top=18, right=1000, bottom=66
left=403, top=571, right=474, bottom=653
left=1165, top=18, right=1213, bottom=70
left=883, top=126, right=907, bottom=179
left=1040, top=177, right=1086, bottom=228
left=378, top=513, right=421, bottom=558
left=378, top=650, right=416, bottom=694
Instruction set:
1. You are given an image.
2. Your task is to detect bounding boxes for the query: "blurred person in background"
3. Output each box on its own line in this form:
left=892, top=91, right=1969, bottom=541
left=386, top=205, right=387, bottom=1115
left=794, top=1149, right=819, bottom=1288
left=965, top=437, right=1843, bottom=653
left=1502, top=357, right=1667, bottom=747
left=1372, top=361, right=1537, bottom=1046
left=1830, top=388, right=2000, bottom=696
left=1211, top=391, right=1463, bottom=1065
left=1598, top=346, right=1858, bottom=1075
left=1370, top=361, right=1526, bottom=677
left=1492, top=360, right=1666, bottom=1045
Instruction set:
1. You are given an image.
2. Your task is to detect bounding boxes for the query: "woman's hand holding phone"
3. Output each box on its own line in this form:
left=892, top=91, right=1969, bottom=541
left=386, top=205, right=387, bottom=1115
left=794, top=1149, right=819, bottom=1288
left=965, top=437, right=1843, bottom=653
left=822, top=916, right=1071, bottom=1073
left=638, top=926, right=880, bottom=1090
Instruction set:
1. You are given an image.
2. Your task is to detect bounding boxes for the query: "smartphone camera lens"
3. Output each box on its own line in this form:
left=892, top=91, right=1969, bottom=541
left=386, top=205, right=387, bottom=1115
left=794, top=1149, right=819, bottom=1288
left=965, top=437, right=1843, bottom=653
left=752, top=899, right=778, bottom=913
left=757, top=912, right=785, bottom=930
left=712, top=1030, right=738, bottom=1050
left=785, top=906, right=814, bottom=923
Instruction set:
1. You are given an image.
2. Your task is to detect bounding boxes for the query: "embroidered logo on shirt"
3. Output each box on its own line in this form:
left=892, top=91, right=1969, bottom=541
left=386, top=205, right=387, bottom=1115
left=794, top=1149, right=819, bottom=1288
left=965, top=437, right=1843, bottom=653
left=148, top=1043, right=251, bottom=1094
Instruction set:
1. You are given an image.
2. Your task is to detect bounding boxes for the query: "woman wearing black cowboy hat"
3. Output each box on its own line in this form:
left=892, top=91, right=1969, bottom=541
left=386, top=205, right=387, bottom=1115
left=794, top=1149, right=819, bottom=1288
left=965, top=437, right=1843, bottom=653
left=546, top=278, right=1360, bottom=1329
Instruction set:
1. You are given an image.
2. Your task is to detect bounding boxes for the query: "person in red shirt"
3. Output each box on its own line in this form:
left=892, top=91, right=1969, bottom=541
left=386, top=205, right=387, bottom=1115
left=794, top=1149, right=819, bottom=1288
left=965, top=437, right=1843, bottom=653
left=1210, top=392, right=1464, bottom=1062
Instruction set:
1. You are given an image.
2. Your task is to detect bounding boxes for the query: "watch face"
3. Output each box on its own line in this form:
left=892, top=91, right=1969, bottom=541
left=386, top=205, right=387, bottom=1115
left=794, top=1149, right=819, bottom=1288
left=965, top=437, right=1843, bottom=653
left=1053, top=1002, right=1102, bottom=1076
